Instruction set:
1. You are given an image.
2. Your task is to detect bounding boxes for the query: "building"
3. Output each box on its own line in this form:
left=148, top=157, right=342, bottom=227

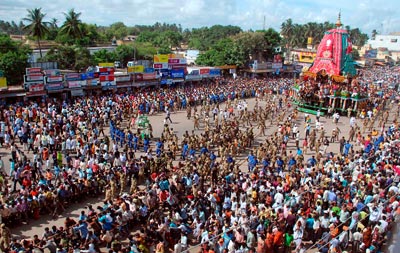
left=361, top=34, right=400, bottom=62
left=368, top=34, right=400, bottom=51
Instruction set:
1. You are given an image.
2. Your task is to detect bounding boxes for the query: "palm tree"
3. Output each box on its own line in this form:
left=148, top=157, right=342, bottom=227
left=50, top=18, right=58, bottom=29
left=23, top=8, right=49, bottom=58
left=60, top=9, right=83, bottom=41
left=281, top=18, right=294, bottom=48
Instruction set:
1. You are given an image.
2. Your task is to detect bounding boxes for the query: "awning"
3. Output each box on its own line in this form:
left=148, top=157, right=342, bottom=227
left=0, top=92, right=27, bottom=98
left=70, top=89, right=84, bottom=96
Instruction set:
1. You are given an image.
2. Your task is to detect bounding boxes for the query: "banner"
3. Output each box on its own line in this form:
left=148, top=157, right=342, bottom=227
left=46, top=76, right=63, bottom=83
left=185, top=75, right=202, bottom=81
left=99, top=75, right=115, bottom=82
left=200, top=68, right=210, bottom=75
left=98, top=62, right=114, bottom=67
left=299, top=52, right=317, bottom=63
left=135, top=73, right=143, bottom=81
left=101, top=80, right=116, bottom=87
left=171, top=69, right=185, bottom=79
left=26, top=67, right=42, bottom=75
left=143, top=73, right=157, bottom=80
left=25, top=74, right=44, bottom=82
left=127, top=65, right=144, bottom=73
left=153, top=63, right=168, bottom=69
left=65, top=73, right=81, bottom=81
left=46, top=83, right=64, bottom=90
left=0, top=77, right=7, bottom=89
left=209, top=69, right=221, bottom=76
left=144, top=67, right=155, bottom=73
left=169, top=64, right=187, bottom=69
left=68, top=80, right=86, bottom=88
left=98, top=67, right=115, bottom=73
left=272, top=63, right=283, bottom=69
left=153, top=54, right=169, bottom=63
left=43, top=69, right=61, bottom=76
left=115, top=75, right=131, bottom=82
left=29, top=83, right=45, bottom=92
left=168, top=58, right=187, bottom=64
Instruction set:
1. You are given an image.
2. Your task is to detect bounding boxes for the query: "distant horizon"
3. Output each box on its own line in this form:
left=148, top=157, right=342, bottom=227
left=1, top=0, right=399, bottom=36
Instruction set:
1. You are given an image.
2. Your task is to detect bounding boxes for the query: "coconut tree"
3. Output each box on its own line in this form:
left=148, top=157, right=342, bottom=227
left=23, top=8, right=49, bottom=58
left=60, top=9, right=83, bottom=42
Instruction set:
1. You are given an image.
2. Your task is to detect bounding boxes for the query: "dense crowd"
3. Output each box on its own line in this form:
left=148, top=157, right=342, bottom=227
left=0, top=67, right=398, bottom=253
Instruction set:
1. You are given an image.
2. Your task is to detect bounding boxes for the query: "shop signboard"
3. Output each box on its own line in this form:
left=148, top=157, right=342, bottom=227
left=46, top=83, right=64, bottom=91
left=142, top=73, right=157, bottom=80
left=46, top=75, right=63, bottom=83
left=29, top=83, right=45, bottom=92
left=68, top=80, right=85, bottom=88
left=209, top=69, right=221, bottom=76
left=65, top=73, right=81, bottom=81
left=0, top=77, right=7, bottom=89
left=153, top=63, right=168, bottom=69
left=200, top=68, right=210, bottom=75
left=153, top=54, right=169, bottom=63
left=26, top=67, right=42, bottom=75
left=171, top=69, right=185, bottom=79
left=168, top=58, right=187, bottom=64
left=25, top=73, right=44, bottom=82
left=127, top=65, right=144, bottom=73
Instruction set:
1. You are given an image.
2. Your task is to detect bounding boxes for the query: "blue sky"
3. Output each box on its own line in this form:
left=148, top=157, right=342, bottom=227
left=1, top=0, right=399, bottom=36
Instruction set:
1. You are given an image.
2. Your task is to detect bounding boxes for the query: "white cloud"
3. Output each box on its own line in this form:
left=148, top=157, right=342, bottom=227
left=0, top=0, right=399, bottom=34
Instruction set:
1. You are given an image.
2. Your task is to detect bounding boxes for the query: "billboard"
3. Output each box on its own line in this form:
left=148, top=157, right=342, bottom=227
left=25, top=74, right=44, bottom=82
left=29, top=83, right=45, bottom=92
left=46, top=83, right=64, bottom=90
left=153, top=54, right=169, bottom=63
left=143, top=73, right=157, bottom=80
left=168, top=58, right=187, bottom=64
left=43, top=69, right=61, bottom=76
left=171, top=69, right=185, bottom=79
left=98, top=62, right=114, bottom=67
left=46, top=76, right=63, bottom=83
left=65, top=73, right=81, bottom=81
left=144, top=67, right=155, bottom=73
left=26, top=67, right=42, bottom=75
left=299, top=52, right=316, bottom=63
left=364, top=49, right=377, bottom=59
left=209, top=69, right=221, bottom=76
left=154, top=63, right=169, bottom=69
left=99, top=75, right=115, bottom=82
left=0, top=77, right=7, bottom=89
left=127, top=65, right=144, bottom=73
left=101, top=80, right=116, bottom=87
left=68, top=80, right=86, bottom=88
left=200, top=68, right=210, bottom=75
left=135, top=73, right=143, bottom=81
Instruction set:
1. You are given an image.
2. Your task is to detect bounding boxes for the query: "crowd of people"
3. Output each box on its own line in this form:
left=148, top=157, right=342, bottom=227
left=0, top=66, right=398, bottom=253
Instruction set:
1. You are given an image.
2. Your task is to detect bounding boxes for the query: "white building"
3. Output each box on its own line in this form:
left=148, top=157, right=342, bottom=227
left=368, top=34, right=400, bottom=51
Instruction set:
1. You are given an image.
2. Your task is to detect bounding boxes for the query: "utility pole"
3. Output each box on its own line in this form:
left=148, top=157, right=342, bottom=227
left=263, top=15, right=266, bottom=31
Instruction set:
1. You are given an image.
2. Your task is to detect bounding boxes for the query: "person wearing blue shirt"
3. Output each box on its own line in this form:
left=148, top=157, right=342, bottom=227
left=247, top=152, right=257, bottom=172
left=344, top=141, right=352, bottom=156
left=307, top=156, right=317, bottom=167
left=288, top=157, right=296, bottom=169
left=133, top=134, right=139, bottom=152
left=200, top=146, right=208, bottom=155
left=143, top=138, right=150, bottom=153
left=181, top=142, right=189, bottom=160
left=156, top=140, right=163, bottom=157
left=74, top=220, right=89, bottom=239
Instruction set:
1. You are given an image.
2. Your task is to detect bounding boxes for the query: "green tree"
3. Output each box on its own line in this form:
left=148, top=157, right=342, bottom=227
left=60, top=9, right=83, bottom=43
left=92, top=49, right=116, bottom=65
left=115, top=44, right=136, bottom=66
left=263, top=28, right=282, bottom=59
left=23, top=8, right=49, bottom=58
left=0, top=35, right=31, bottom=85
left=46, top=18, right=59, bottom=40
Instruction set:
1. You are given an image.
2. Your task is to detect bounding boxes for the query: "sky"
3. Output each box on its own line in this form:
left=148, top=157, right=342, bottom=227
left=1, top=0, right=399, bottom=36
